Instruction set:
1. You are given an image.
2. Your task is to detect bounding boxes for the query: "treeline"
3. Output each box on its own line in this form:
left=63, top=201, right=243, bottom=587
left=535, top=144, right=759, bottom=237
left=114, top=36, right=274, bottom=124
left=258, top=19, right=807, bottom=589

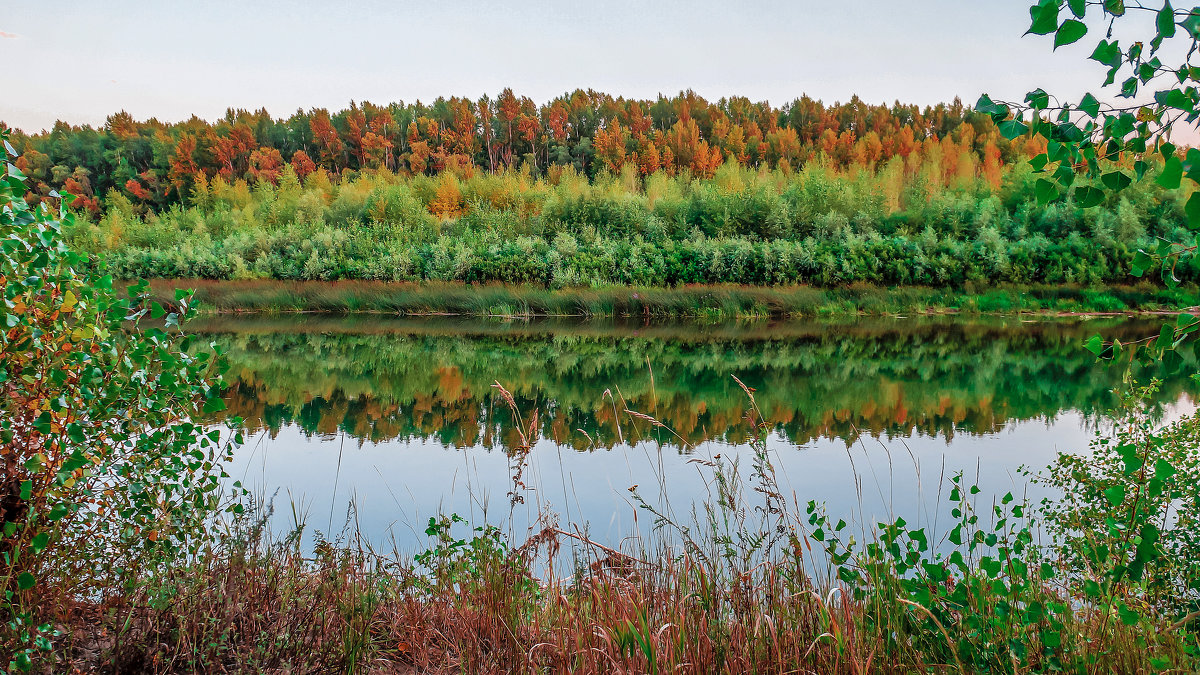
left=12, top=89, right=1199, bottom=288
left=9, top=91, right=1035, bottom=215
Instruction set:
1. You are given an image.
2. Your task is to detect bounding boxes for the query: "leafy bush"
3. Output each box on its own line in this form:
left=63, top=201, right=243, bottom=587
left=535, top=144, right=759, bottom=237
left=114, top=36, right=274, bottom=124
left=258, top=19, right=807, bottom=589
left=0, top=130, right=241, bottom=670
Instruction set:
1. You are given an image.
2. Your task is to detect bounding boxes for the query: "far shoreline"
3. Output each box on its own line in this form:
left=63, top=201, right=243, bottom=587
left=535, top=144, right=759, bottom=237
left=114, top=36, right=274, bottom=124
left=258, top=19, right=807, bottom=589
left=132, top=278, right=1200, bottom=319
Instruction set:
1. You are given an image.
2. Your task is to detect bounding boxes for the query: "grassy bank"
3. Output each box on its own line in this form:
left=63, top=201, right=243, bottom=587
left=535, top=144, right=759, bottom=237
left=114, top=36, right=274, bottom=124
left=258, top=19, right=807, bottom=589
left=145, top=278, right=1200, bottom=317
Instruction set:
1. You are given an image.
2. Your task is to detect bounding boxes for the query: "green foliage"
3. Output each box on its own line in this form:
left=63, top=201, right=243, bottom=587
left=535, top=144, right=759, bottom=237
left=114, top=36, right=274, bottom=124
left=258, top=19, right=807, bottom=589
left=806, top=474, right=1073, bottom=672
left=985, top=0, right=1200, bottom=358
left=412, top=514, right=531, bottom=597
left=1037, top=382, right=1200, bottom=619
left=67, top=163, right=1200, bottom=289
left=0, top=128, right=241, bottom=670
left=615, top=375, right=1200, bottom=672
left=959, top=8, right=1200, bottom=666
left=805, top=460, right=1198, bottom=671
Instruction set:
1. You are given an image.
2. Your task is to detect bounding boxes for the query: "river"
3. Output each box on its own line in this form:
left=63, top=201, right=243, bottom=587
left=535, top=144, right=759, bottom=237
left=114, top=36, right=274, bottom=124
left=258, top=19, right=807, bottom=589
left=188, top=315, right=1197, bottom=554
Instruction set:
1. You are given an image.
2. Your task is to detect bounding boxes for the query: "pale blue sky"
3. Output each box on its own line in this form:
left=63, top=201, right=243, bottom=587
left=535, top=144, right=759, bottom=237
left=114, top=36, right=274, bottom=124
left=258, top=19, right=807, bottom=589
left=0, top=1, right=1145, bottom=132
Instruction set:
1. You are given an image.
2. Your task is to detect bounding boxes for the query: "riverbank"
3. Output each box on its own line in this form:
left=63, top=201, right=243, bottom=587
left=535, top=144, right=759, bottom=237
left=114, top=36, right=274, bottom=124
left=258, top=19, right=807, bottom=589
left=58, top=402, right=1200, bottom=674
left=145, top=279, right=1199, bottom=318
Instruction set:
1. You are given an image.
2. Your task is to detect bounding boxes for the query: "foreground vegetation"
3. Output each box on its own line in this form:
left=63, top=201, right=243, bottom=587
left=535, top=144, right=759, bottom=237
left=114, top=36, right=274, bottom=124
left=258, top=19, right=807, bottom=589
left=55, top=385, right=1200, bottom=673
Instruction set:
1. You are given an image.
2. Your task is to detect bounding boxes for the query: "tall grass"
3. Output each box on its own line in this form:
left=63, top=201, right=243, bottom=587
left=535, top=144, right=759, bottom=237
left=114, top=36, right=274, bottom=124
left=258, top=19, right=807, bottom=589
left=142, top=278, right=1200, bottom=318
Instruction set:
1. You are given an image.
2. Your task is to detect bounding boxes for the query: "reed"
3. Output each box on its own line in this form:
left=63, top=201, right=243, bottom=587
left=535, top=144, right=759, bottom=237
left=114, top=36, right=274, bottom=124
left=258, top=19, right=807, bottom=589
left=139, top=278, right=1199, bottom=318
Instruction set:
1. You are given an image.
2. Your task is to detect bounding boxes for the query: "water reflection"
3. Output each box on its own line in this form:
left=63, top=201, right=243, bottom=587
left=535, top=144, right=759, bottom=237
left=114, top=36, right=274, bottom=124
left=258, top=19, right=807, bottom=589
left=194, top=315, right=1197, bottom=551
left=197, top=315, right=1194, bottom=450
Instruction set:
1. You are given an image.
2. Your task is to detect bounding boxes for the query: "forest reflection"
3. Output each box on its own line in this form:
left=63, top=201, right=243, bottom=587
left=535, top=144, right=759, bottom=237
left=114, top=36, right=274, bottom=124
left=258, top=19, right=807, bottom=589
left=191, top=315, right=1198, bottom=451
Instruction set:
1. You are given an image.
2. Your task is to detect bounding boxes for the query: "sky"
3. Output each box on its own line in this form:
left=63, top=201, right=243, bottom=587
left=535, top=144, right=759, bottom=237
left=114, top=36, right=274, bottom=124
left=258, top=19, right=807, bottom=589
left=0, top=0, right=1156, bottom=133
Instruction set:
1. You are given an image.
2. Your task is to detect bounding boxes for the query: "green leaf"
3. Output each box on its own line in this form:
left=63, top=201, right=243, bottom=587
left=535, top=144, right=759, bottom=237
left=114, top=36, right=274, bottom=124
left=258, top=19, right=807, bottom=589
left=1035, top=178, right=1059, bottom=205
left=1044, top=629, right=1063, bottom=647
left=1157, top=322, right=1176, bottom=349
left=30, top=532, right=49, bottom=554
left=17, top=572, right=35, bottom=590
left=1154, top=87, right=1193, bottom=111
left=1055, top=19, right=1088, bottom=48
left=1028, top=0, right=1060, bottom=35
left=1155, top=458, right=1178, bottom=481
left=47, top=503, right=69, bottom=522
left=1105, top=0, right=1126, bottom=16
left=998, top=119, right=1029, bottom=140
left=1118, top=603, right=1140, bottom=625
left=1158, top=156, right=1184, bottom=188
left=975, top=94, right=1008, bottom=117
left=1079, top=92, right=1101, bottom=117
left=1132, top=249, right=1153, bottom=277
left=1159, top=1, right=1178, bottom=38
left=1118, top=443, right=1143, bottom=474
left=1104, top=485, right=1127, bottom=506
left=1068, top=0, right=1086, bottom=17
left=1075, top=186, right=1105, bottom=207
left=1090, top=39, right=1122, bottom=67
left=1101, top=171, right=1132, bottom=191
left=202, top=396, right=227, bottom=414
left=1085, top=334, right=1105, bottom=356
left=1182, top=9, right=1200, bottom=38
left=1179, top=312, right=1197, bottom=327
left=1186, top=192, right=1200, bottom=229
left=1025, top=88, right=1051, bottom=109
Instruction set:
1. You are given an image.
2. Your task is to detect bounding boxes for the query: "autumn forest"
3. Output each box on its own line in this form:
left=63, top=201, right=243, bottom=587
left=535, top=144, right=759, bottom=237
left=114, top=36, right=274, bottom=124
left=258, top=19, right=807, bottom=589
left=6, top=89, right=1196, bottom=292
left=12, top=90, right=1023, bottom=207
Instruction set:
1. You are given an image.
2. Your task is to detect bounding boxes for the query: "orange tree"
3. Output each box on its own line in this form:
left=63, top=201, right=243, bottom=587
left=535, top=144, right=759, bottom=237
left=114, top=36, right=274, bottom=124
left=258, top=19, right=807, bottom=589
left=0, top=128, right=241, bottom=670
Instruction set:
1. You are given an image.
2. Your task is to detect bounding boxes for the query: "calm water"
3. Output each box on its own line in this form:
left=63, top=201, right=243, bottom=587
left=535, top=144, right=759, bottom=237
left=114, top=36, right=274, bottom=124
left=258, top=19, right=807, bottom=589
left=191, top=315, right=1197, bottom=552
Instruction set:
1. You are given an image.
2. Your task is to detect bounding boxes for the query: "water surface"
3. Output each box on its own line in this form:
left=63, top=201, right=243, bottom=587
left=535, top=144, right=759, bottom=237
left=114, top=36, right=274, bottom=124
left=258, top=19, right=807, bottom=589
left=192, top=315, right=1197, bottom=552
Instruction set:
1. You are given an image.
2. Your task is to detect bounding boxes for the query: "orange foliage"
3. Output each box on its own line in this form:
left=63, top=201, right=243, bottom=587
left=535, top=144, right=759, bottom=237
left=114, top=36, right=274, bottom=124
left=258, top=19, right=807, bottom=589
left=248, top=147, right=285, bottom=185
left=310, top=109, right=343, bottom=170
left=594, top=121, right=627, bottom=173
left=291, top=150, right=317, bottom=180
left=429, top=174, right=465, bottom=219
left=125, top=178, right=152, bottom=201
